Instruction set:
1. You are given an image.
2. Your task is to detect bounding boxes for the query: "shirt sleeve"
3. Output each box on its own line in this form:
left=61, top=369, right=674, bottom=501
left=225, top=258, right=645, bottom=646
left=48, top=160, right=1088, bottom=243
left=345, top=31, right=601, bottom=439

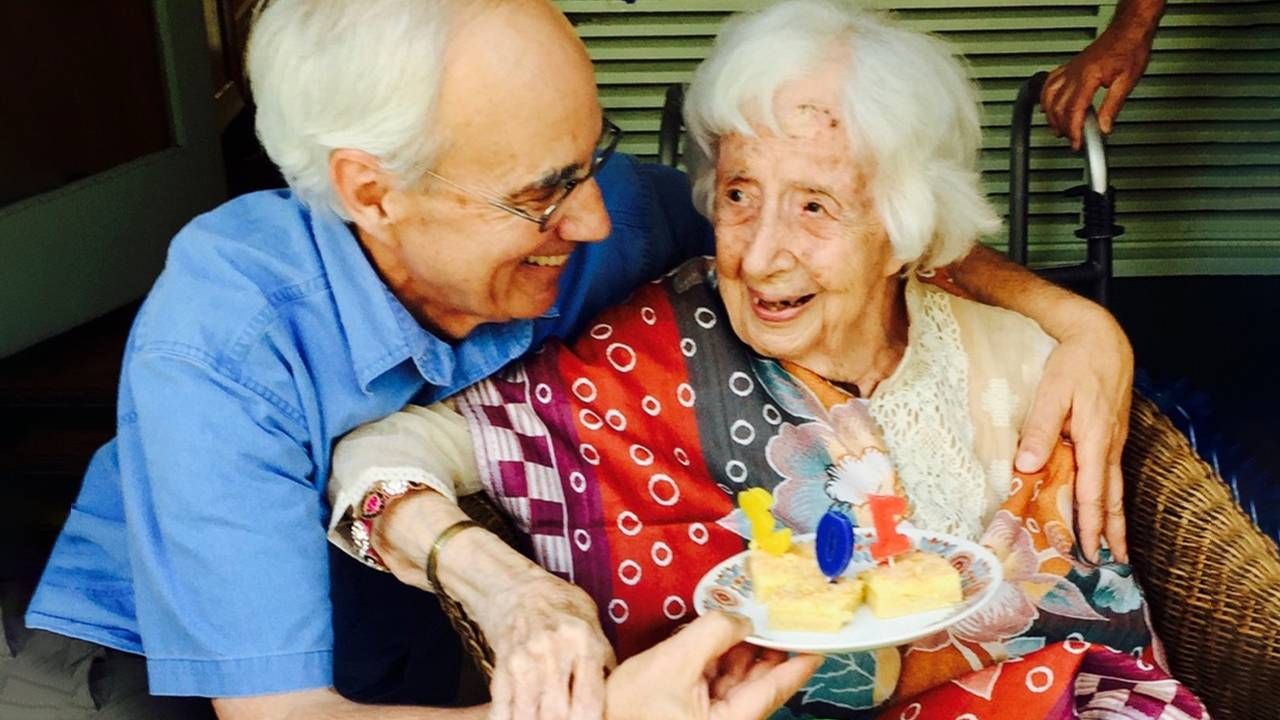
left=116, top=346, right=331, bottom=698
left=327, top=402, right=482, bottom=570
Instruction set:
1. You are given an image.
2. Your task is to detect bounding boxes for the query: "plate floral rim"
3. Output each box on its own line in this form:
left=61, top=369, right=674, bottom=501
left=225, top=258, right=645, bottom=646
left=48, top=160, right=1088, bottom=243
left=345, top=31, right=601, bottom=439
left=693, top=527, right=1005, bottom=654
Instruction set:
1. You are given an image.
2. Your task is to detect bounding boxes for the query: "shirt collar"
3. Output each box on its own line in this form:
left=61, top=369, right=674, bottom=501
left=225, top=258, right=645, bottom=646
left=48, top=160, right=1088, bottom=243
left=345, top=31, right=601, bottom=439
left=309, top=204, right=536, bottom=395
left=309, top=206, right=414, bottom=390
left=384, top=290, right=534, bottom=400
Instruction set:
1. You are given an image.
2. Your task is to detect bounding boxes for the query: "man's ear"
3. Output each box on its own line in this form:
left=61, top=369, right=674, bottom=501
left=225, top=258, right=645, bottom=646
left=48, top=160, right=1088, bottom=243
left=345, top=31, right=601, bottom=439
left=330, top=149, right=394, bottom=240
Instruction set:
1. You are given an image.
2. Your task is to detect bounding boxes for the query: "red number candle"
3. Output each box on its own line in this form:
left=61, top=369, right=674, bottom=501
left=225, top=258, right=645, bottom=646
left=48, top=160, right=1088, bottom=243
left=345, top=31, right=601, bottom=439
left=867, top=494, right=911, bottom=562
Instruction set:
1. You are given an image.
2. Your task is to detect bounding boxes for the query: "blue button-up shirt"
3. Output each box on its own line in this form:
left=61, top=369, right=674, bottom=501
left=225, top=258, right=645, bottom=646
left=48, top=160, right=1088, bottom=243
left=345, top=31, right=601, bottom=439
left=25, top=155, right=712, bottom=698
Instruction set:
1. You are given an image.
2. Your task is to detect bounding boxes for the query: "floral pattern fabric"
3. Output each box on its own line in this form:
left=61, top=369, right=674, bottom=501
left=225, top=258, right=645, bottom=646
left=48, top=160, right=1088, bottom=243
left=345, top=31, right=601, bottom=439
left=454, top=258, right=1206, bottom=719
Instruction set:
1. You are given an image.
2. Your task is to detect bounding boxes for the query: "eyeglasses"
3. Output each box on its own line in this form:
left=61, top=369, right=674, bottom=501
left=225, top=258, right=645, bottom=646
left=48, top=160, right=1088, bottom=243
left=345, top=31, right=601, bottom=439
left=423, top=118, right=623, bottom=232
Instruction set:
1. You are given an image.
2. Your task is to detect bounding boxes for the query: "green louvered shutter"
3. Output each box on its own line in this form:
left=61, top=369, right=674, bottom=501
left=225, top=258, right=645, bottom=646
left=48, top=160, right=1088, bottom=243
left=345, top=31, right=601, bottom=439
left=556, top=0, right=1280, bottom=275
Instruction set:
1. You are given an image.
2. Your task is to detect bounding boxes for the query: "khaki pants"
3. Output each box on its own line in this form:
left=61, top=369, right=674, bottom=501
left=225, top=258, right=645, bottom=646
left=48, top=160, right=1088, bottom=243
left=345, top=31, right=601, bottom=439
left=0, top=582, right=214, bottom=720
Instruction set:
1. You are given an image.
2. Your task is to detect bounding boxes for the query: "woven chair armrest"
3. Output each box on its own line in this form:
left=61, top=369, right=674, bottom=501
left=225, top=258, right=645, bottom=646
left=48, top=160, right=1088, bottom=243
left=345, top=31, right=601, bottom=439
left=1123, top=394, right=1280, bottom=720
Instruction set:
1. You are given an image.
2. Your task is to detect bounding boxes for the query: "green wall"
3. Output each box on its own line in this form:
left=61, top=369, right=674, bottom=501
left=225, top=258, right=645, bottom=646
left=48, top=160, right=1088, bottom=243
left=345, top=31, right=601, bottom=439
left=558, top=0, right=1280, bottom=275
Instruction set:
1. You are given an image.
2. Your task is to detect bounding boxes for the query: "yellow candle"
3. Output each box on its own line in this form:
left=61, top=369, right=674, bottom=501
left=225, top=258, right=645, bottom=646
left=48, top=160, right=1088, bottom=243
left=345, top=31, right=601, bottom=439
left=738, top=488, right=792, bottom=555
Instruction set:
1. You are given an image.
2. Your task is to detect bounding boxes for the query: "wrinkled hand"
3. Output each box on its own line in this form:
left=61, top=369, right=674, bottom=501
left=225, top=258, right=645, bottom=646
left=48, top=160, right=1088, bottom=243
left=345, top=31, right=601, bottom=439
left=480, top=569, right=614, bottom=720
left=1016, top=306, right=1133, bottom=564
left=1041, top=24, right=1155, bottom=149
left=606, top=613, right=823, bottom=720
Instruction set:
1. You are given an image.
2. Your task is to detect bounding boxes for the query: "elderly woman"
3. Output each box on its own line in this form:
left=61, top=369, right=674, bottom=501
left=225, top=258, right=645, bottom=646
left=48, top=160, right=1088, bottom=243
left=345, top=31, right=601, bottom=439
left=330, top=2, right=1204, bottom=719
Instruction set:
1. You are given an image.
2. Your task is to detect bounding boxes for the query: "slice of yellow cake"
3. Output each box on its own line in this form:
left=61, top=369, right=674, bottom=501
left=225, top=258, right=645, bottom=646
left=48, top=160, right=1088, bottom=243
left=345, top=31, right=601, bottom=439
left=749, top=544, right=865, bottom=632
left=864, top=550, right=962, bottom=618
left=749, top=544, right=821, bottom=603
left=765, top=577, right=866, bottom=632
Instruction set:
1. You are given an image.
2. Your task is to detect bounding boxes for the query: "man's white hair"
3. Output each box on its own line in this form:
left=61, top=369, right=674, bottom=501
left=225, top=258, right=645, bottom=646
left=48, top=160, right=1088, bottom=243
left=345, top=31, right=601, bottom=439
left=684, top=0, right=1000, bottom=269
left=247, top=0, right=489, bottom=218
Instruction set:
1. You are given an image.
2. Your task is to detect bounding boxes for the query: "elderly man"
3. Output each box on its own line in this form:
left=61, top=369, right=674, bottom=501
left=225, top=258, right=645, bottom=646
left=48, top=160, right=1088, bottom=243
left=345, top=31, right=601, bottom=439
left=3, top=1, right=1132, bottom=718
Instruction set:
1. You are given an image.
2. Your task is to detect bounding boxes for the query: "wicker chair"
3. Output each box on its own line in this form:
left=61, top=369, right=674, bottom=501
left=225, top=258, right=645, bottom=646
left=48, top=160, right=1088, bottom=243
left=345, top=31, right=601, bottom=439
left=442, top=394, right=1280, bottom=720
left=1121, top=395, right=1280, bottom=718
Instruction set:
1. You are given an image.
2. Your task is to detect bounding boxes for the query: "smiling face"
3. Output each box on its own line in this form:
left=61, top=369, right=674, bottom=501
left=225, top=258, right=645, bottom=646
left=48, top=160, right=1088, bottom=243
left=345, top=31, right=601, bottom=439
left=714, top=66, right=905, bottom=378
left=369, top=0, right=611, bottom=339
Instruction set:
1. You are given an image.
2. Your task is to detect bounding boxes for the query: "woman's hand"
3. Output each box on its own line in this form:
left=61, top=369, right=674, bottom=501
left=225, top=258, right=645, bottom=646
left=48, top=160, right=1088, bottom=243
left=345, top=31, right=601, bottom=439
left=480, top=568, right=615, bottom=720
left=369, top=490, right=613, bottom=720
left=1016, top=305, right=1133, bottom=564
left=606, top=613, right=823, bottom=720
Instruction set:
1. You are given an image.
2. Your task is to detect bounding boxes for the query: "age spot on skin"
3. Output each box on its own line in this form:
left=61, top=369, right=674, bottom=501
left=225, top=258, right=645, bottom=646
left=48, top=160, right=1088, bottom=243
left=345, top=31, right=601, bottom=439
left=781, top=103, right=841, bottom=140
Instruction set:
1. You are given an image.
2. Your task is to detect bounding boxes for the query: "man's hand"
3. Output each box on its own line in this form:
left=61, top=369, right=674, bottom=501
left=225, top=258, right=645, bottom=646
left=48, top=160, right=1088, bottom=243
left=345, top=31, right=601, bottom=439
left=606, top=613, right=822, bottom=720
left=946, top=245, right=1136, bottom=564
left=1016, top=306, right=1133, bottom=564
left=1041, top=1, right=1163, bottom=149
left=480, top=568, right=614, bottom=720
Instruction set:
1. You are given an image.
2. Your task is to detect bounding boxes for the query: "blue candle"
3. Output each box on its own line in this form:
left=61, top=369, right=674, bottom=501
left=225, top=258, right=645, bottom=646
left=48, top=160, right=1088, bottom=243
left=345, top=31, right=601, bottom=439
left=816, top=509, right=855, bottom=580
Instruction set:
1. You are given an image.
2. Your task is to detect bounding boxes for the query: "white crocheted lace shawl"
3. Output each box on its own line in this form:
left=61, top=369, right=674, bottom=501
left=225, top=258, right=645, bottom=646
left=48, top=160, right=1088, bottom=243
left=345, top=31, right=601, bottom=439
left=868, top=276, right=1056, bottom=540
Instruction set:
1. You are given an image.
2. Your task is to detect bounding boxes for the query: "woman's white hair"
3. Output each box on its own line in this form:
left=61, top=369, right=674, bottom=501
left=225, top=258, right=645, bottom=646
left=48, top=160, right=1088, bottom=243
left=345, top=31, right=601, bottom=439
left=247, top=0, right=492, bottom=218
left=684, top=0, right=1000, bottom=269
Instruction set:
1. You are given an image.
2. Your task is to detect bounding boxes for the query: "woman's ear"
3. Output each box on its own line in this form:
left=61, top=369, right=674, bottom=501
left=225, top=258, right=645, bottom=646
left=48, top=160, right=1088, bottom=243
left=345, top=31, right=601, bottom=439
left=330, top=149, right=394, bottom=241
left=871, top=224, right=907, bottom=278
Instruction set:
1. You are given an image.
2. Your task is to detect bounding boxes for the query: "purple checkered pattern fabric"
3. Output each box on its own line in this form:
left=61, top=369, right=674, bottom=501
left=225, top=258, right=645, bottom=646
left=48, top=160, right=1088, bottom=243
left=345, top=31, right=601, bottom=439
left=1074, top=651, right=1209, bottom=719
left=458, top=367, right=574, bottom=579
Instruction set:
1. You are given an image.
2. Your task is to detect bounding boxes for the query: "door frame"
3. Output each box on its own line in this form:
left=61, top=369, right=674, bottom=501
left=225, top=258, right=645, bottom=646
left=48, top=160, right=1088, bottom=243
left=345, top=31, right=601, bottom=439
left=0, top=0, right=226, bottom=357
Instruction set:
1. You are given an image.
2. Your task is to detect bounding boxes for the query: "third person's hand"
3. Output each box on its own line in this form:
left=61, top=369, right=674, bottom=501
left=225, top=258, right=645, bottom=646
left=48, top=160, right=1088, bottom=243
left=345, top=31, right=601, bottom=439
left=1040, top=23, right=1156, bottom=149
left=606, top=612, right=822, bottom=720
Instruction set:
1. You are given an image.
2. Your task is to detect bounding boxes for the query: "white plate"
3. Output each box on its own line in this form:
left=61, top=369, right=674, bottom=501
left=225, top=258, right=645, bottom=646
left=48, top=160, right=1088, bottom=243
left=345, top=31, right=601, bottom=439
left=693, top=528, right=1003, bottom=654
